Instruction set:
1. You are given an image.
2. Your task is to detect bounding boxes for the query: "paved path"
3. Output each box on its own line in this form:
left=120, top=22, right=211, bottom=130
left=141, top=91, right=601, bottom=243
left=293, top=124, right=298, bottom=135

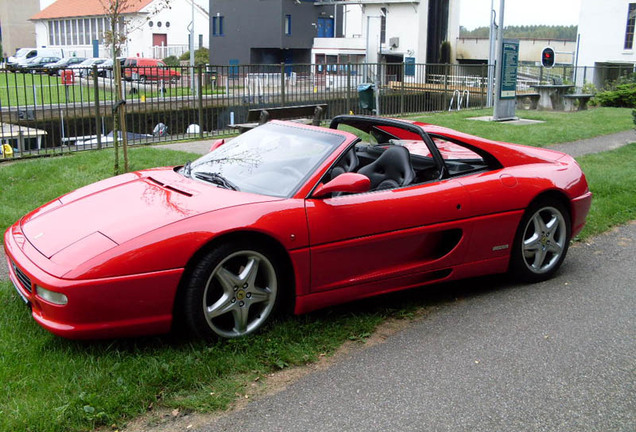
left=547, top=129, right=634, bottom=158
left=192, top=222, right=636, bottom=432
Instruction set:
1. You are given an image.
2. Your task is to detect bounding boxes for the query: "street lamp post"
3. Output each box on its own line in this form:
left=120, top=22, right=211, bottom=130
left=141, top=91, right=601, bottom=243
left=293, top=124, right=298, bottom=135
left=190, top=0, right=196, bottom=96
left=487, top=0, right=496, bottom=107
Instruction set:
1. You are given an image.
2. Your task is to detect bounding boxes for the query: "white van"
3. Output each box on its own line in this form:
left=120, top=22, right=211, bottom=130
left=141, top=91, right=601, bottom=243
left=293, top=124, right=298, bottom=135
left=7, top=48, right=65, bottom=71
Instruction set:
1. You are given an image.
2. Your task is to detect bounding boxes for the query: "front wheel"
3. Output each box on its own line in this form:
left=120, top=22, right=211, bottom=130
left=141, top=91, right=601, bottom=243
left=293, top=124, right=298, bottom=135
left=181, top=242, right=282, bottom=339
left=510, top=199, right=571, bottom=282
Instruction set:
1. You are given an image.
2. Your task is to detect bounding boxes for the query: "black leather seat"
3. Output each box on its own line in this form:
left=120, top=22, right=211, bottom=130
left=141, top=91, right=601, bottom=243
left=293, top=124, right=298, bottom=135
left=357, top=145, right=415, bottom=190
left=330, top=148, right=359, bottom=181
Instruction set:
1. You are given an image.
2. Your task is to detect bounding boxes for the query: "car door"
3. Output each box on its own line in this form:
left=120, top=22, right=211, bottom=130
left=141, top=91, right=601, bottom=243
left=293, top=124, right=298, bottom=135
left=305, top=178, right=472, bottom=295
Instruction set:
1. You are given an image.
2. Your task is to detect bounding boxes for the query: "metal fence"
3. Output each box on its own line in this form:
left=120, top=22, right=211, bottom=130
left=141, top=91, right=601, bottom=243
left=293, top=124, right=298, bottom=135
left=0, top=62, right=633, bottom=160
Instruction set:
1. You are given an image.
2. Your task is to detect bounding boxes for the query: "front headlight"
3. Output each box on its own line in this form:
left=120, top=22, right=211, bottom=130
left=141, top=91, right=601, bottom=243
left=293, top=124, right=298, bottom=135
left=36, top=286, right=68, bottom=305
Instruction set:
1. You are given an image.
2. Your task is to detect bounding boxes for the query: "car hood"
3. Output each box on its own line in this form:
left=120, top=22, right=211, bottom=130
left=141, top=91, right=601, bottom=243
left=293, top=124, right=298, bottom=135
left=20, top=168, right=278, bottom=260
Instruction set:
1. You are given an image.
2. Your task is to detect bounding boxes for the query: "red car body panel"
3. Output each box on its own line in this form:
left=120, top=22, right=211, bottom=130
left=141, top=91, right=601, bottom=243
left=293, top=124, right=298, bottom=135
left=4, top=117, right=592, bottom=339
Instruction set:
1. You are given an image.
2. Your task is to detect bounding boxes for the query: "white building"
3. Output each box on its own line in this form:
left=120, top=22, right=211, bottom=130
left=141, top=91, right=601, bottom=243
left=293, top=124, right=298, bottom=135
left=0, top=0, right=39, bottom=57
left=576, top=0, right=636, bottom=88
left=312, top=0, right=461, bottom=67
left=30, top=0, right=209, bottom=59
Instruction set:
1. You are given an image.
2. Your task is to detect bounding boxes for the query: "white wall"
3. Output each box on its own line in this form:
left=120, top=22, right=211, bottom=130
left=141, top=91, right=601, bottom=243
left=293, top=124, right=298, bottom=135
left=456, top=38, right=576, bottom=64
left=578, top=0, right=636, bottom=66
left=32, top=0, right=209, bottom=59
left=361, top=2, right=427, bottom=63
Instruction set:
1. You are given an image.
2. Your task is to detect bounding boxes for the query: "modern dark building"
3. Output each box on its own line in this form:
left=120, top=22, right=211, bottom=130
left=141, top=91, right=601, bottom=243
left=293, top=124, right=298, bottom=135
left=209, top=0, right=343, bottom=65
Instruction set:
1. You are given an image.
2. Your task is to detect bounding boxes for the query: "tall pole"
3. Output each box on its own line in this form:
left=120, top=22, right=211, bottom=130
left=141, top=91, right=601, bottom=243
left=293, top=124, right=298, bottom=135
left=190, top=0, right=196, bottom=96
left=493, top=0, right=505, bottom=120
left=487, top=0, right=496, bottom=107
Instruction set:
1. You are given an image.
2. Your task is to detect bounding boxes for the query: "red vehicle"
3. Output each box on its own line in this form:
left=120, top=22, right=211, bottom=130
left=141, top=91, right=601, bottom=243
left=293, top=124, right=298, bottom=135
left=123, top=57, right=180, bottom=83
left=4, top=116, right=592, bottom=340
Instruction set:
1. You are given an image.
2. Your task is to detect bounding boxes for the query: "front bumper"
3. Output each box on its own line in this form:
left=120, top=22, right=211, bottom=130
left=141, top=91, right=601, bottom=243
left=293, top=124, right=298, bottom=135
left=4, top=225, right=183, bottom=339
left=570, top=190, right=593, bottom=237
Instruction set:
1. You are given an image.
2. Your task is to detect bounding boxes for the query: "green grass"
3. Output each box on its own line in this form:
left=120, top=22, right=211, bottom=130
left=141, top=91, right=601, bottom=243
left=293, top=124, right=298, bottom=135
left=0, top=72, right=115, bottom=105
left=0, top=284, right=388, bottom=432
left=0, top=71, right=222, bottom=106
left=411, top=107, right=633, bottom=146
left=576, top=143, right=636, bottom=239
left=0, top=110, right=635, bottom=431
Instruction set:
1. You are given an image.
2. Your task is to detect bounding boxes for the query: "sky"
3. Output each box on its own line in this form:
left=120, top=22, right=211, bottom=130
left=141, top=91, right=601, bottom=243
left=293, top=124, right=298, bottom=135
left=460, top=0, right=581, bottom=30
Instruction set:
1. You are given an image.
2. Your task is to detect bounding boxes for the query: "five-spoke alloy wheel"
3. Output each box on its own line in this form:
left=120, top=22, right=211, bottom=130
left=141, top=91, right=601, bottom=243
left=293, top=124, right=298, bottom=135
left=182, top=242, right=281, bottom=339
left=511, top=199, right=571, bottom=282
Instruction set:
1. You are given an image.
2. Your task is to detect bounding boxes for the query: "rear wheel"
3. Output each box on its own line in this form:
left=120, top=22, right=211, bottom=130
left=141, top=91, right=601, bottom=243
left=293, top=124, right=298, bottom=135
left=182, top=242, right=282, bottom=339
left=139, top=75, right=147, bottom=84
left=511, top=199, right=571, bottom=282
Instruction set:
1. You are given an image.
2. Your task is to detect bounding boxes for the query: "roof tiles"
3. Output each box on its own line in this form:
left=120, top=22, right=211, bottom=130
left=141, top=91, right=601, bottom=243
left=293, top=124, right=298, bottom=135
left=31, top=0, right=156, bottom=20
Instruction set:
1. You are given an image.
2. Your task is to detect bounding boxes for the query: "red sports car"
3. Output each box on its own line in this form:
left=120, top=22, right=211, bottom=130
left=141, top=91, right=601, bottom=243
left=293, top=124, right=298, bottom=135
left=4, top=116, right=592, bottom=340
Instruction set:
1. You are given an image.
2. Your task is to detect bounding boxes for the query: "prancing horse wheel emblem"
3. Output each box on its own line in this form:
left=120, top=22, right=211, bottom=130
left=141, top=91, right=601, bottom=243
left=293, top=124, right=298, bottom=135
left=236, top=290, right=246, bottom=301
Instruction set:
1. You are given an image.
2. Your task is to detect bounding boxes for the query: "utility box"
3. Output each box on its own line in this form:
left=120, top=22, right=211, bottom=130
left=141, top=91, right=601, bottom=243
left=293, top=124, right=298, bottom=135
left=357, top=83, right=375, bottom=111
left=61, top=70, right=74, bottom=85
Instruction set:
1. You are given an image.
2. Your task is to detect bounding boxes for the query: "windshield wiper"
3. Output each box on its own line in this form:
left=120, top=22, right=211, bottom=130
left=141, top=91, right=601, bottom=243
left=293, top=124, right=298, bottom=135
left=194, top=172, right=239, bottom=191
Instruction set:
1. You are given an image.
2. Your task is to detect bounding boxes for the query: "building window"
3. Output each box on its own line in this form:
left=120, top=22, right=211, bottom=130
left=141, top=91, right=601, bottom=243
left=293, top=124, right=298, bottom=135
left=213, top=16, right=224, bottom=36
left=380, top=8, right=387, bottom=44
left=285, top=15, right=292, bottom=35
left=625, top=3, right=636, bottom=49
left=91, top=18, right=97, bottom=42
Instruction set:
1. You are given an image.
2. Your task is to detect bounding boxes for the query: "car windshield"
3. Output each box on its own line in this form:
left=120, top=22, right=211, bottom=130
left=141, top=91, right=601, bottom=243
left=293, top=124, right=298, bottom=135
left=184, top=122, right=345, bottom=198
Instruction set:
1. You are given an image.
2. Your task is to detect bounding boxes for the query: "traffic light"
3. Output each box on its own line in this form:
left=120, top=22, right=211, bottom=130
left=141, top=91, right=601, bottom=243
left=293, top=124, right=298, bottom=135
left=541, top=47, right=555, bottom=68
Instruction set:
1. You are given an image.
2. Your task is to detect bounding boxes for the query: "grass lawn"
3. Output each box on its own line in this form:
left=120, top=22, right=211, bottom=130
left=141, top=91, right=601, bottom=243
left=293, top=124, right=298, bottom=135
left=0, top=71, right=221, bottom=106
left=0, top=109, right=634, bottom=431
left=411, top=107, right=633, bottom=146
left=0, top=72, right=115, bottom=106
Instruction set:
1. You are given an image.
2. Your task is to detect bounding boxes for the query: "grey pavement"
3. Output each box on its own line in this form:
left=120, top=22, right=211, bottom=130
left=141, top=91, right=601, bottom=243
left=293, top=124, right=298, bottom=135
left=195, top=221, right=636, bottom=432
left=548, top=129, right=635, bottom=158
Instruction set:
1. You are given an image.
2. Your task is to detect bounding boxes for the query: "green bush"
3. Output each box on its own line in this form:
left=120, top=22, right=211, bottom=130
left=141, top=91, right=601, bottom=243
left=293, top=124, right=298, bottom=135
left=593, top=83, right=636, bottom=108
left=179, top=47, right=210, bottom=66
left=162, top=55, right=179, bottom=66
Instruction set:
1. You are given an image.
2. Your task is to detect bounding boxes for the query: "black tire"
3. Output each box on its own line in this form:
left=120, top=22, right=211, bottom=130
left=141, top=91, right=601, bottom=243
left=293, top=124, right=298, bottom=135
left=510, top=198, right=571, bottom=282
left=139, top=75, right=147, bottom=84
left=181, top=241, right=284, bottom=339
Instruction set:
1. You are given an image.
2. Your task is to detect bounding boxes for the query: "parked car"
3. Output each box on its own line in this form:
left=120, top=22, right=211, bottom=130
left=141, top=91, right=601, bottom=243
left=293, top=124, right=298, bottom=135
left=91, top=57, right=126, bottom=78
left=4, top=116, right=592, bottom=340
left=68, top=57, right=107, bottom=78
left=7, top=47, right=65, bottom=72
left=123, top=57, right=181, bottom=83
left=41, top=57, right=86, bottom=76
left=21, top=56, right=62, bottom=73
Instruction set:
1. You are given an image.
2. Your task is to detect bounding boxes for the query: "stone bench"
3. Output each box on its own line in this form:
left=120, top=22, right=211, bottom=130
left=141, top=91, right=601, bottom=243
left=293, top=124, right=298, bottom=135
left=515, top=93, right=541, bottom=110
left=563, top=94, right=594, bottom=111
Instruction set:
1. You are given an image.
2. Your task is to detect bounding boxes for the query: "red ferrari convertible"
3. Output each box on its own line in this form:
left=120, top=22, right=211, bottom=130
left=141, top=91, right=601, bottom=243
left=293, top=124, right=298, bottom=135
left=4, top=116, right=592, bottom=339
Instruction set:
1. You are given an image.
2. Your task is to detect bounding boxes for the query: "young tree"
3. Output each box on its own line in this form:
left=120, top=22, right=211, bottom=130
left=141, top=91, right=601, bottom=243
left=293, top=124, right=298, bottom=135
left=99, top=0, right=171, bottom=174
